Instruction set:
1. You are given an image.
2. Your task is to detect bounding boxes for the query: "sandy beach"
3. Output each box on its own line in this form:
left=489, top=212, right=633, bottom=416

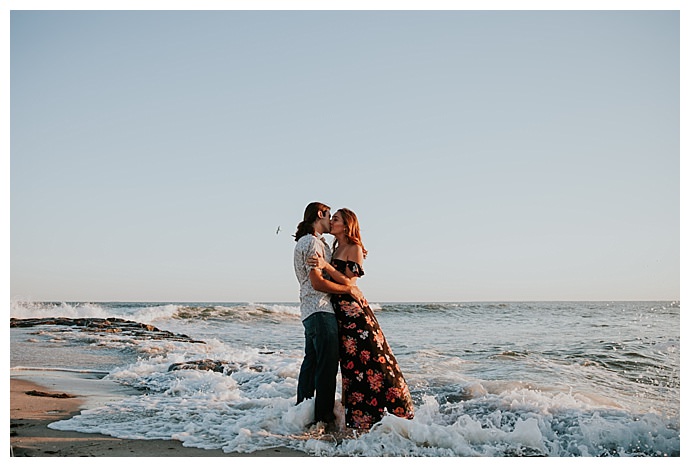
left=10, top=375, right=307, bottom=457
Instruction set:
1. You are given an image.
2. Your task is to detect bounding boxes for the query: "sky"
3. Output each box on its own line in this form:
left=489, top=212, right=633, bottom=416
left=6, top=1, right=683, bottom=303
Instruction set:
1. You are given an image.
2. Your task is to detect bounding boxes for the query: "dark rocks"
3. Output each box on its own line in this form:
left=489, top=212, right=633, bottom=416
left=168, top=359, right=264, bottom=374
left=168, top=360, right=239, bottom=374
left=9, top=317, right=204, bottom=344
left=25, top=390, right=75, bottom=399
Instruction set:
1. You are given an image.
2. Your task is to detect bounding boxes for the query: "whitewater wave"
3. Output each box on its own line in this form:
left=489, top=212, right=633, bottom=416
left=10, top=301, right=113, bottom=319
left=48, top=352, right=680, bottom=457
left=9, top=300, right=303, bottom=322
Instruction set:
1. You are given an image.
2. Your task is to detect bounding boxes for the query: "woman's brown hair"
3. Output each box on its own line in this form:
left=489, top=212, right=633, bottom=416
left=294, top=202, right=330, bottom=241
left=333, top=208, right=368, bottom=258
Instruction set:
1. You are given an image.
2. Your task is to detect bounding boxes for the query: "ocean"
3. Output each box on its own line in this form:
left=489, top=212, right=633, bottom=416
left=9, top=300, right=680, bottom=457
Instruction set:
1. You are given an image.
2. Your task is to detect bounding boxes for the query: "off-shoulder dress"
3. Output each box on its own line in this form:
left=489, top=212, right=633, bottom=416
left=330, top=258, right=414, bottom=430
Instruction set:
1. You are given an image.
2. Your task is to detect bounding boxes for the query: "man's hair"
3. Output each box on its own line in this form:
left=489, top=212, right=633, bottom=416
left=294, top=202, right=330, bottom=241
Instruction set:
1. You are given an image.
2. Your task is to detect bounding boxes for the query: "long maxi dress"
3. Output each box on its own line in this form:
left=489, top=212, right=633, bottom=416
left=329, top=258, right=414, bottom=431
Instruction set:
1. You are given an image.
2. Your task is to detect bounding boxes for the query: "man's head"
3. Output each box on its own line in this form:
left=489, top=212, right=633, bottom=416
left=306, top=202, right=331, bottom=235
left=294, top=202, right=331, bottom=241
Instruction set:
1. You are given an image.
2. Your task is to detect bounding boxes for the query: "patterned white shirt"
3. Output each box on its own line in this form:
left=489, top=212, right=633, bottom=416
left=294, top=233, right=334, bottom=321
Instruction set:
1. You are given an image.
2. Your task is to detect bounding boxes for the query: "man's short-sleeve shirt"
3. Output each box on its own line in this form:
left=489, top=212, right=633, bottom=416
left=294, top=234, right=334, bottom=321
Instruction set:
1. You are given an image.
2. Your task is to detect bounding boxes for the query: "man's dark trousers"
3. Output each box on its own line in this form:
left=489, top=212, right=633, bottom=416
left=297, top=311, right=339, bottom=424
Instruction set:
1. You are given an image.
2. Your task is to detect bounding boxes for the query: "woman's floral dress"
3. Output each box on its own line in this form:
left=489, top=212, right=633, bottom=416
left=330, top=259, right=414, bottom=430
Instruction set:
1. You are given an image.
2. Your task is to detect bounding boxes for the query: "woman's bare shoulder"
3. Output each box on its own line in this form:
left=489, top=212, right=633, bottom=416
left=345, top=244, right=365, bottom=263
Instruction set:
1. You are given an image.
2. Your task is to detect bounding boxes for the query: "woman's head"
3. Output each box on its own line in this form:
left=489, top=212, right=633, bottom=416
left=294, top=202, right=331, bottom=241
left=332, top=208, right=368, bottom=258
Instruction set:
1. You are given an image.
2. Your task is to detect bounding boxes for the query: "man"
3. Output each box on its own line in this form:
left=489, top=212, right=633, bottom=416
left=293, top=201, right=366, bottom=430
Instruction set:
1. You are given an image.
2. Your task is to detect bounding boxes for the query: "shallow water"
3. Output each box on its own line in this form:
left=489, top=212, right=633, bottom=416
left=10, top=300, right=680, bottom=456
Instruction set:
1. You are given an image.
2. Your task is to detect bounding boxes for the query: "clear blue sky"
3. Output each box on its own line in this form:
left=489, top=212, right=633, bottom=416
left=8, top=4, right=681, bottom=302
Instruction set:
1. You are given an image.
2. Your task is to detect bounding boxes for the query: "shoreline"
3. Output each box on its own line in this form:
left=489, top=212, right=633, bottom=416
left=10, top=373, right=308, bottom=457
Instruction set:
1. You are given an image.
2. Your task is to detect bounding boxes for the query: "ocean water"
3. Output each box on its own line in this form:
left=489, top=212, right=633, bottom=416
left=9, top=300, right=680, bottom=457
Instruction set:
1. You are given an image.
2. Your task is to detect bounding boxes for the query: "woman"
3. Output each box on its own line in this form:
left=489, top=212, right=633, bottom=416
left=309, top=208, right=414, bottom=431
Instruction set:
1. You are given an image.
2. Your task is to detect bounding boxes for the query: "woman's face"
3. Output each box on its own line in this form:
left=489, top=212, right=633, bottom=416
left=330, top=211, right=346, bottom=236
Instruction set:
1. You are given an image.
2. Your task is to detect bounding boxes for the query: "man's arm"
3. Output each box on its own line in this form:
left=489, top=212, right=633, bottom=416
left=309, top=268, right=367, bottom=307
left=308, top=252, right=355, bottom=286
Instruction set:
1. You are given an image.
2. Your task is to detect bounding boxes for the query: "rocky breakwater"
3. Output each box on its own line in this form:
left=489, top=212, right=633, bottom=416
left=10, top=317, right=205, bottom=343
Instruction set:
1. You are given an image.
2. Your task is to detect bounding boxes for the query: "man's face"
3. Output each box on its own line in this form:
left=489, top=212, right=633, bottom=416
left=320, top=209, right=332, bottom=233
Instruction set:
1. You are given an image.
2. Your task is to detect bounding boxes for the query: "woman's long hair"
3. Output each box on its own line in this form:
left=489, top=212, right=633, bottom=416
left=294, top=202, right=330, bottom=241
left=333, top=208, right=368, bottom=258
